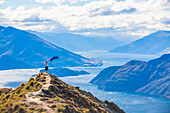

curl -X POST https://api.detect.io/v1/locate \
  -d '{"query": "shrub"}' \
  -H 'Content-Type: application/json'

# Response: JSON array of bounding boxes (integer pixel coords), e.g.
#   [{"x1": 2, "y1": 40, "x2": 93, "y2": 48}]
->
[
  {"x1": 14, "y1": 103, "x2": 20, "y2": 111},
  {"x1": 28, "y1": 77, "x2": 34, "y2": 82},
  {"x1": 5, "y1": 94, "x2": 10, "y2": 99},
  {"x1": 20, "y1": 83, "x2": 25, "y2": 87},
  {"x1": 35, "y1": 82, "x2": 40, "y2": 87},
  {"x1": 18, "y1": 106, "x2": 25, "y2": 113},
  {"x1": 6, "y1": 102, "x2": 13, "y2": 108},
  {"x1": 91, "y1": 106, "x2": 98, "y2": 112},
  {"x1": 58, "y1": 94, "x2": 62, "y2": 97},
  {"x1": 1, "y1": 96, "x2": 7, "y2": 104},
  {"x1": 9, "y1": 93, "x2": 14, "y2": 100},
  {"x1": 42, "y1": 75, "x2": 45, "y2": 79},
  {"x1": 85, "y1": 109, "x2": 89, "y2": 112},
  {"x1": 49, "y1": 104, "x2": 56, "y2": 108},
  {"x1": 0, "y1": 106, "x2": 6, "y2": 112},
  {"x1": 57, "y1": 106, "x2": 65, "y2": 112},
  {"x1": 29, "y1": 107, "x2": 35, "y2": 110},
  {"x1": 19, "y1": 93, "x2": 24, "y2": 97},
  {"x1": 25, "y1": 85, "x2": 29, "y2": 90},
  {"x1": 35, "y1": 108, "x2": 40, "y2": 111},
  {"x1": 29, "y1": 81, "x2": 34, "y2": 86},
  {"x1": 16, "y1": 87, "x2": 22, "y2": 94},
  {"x1": 36, "y1": 74, "x2": 40, "y2": 79},
  {"x1": 55, "y1": 96, "x2": 60, "y2": 100}
]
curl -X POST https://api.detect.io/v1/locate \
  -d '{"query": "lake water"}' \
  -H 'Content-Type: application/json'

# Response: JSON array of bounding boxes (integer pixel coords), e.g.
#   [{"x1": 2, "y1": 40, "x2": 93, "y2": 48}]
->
[{"x1": 0, "y1": 52, "x2": 169, "y2": 113}]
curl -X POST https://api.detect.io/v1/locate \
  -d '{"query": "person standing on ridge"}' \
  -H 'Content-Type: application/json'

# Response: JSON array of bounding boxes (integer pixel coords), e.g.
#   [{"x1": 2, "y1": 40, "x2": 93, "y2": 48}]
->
[
  {"x1": 41, "y1": 56, "x2": 58, "y2": 72},
  {"x1": 42, "y1": 60, "x2": 49, "y2": 72}
]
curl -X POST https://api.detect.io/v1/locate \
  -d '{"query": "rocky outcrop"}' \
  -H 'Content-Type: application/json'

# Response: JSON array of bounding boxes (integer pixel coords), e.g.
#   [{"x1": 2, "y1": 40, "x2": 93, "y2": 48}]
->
[
  {"x1": 0, "y1": 73, "x2": 125, "y2": 113},
  {"x1": 90, "y1": 54, "x2": 170, "y2": 98}
]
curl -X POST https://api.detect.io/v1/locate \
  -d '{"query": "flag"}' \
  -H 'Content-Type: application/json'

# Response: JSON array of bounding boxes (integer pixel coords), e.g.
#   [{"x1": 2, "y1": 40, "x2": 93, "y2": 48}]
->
[{"x1": 50, "y1": 56, "x2": 59, "y2": 61}]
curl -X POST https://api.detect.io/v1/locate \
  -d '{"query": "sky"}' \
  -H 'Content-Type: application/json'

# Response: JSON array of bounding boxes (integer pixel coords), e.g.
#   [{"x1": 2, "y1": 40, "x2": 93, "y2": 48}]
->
[{"x1": 0, "y1": 0, "x2": 170, "y2": 40}]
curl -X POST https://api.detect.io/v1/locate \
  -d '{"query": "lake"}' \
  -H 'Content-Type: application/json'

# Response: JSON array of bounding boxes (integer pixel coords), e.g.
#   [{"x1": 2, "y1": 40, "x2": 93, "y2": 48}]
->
[{"x1": 0, "y1": 52, "x2": 169, "y2": 113}]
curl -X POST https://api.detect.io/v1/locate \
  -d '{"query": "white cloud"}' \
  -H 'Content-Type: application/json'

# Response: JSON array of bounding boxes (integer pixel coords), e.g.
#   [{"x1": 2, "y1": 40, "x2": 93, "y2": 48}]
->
[
  {"x1": 0, "y1": 0, "x2": 5, "y2": 4},
  {"x1": 35, "y1": 0, "x2": 88, "y2": 5},
  {"x1": 35, "y1": 0, "x2": 64, "y2": 5},
  {"x1": 0, "y1": 0, "x2": 169, "y2": 37}
]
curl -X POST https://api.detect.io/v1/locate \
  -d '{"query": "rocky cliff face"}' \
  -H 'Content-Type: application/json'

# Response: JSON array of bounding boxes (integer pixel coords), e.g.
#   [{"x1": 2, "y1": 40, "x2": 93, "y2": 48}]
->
[
  {"x1": 90, "y1": 54, "x2": 170, "y2": 98},
  {"x1": 0, "y1": 73, "x2": 124, "y2": 113}
]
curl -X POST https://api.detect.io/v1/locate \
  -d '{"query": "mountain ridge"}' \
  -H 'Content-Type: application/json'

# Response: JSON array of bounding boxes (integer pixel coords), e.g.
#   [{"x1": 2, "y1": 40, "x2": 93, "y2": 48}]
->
[
  {"x1": 90, "y1": 54, "x2": 170, "y2": 98},
  {"x1": 110, "y1": 30, "x2": 170, "y2": 54},
  {"x1": 28, "y1": 30, "x2": 125, "y2": 52},
  {"x1": 0, "y1": 72, "x2": 125, "y2": 113},
  {"x1": 0, "y1": 26, "x2": 102, "y2": 69}
]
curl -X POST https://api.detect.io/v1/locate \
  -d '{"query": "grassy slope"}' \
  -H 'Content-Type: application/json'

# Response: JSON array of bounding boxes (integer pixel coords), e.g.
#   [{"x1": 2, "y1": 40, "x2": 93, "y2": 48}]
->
[{"x1": 0, "y1": 73, "x2": 124, "y2": 113}]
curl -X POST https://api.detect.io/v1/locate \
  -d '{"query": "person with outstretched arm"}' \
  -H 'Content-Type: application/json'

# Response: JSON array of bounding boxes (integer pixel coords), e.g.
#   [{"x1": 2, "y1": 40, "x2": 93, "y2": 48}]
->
[
  {"x1": 41, "y1": 56, "x2": 59, "y2": 72},
  {"x1": 42, "y1": 60, "x2": 49, "y2": 72}
]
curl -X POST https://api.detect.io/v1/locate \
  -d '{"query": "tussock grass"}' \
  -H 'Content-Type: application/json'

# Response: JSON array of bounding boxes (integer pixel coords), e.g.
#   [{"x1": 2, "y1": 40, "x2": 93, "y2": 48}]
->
[{"x1": 0, "y1": 76, "x2": 42, "y2": 113}]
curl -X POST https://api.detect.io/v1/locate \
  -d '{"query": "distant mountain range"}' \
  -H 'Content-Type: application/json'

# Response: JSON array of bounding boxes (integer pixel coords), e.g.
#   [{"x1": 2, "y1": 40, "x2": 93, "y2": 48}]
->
[
  {"x1": 0, "y1": 26, "x2": 102, "y2": 69},
  {"x1": 90, "y1": 54, "x2": 170, "y2": 98},
  {"x1": 28, "y1": 31, "x2": 125, "y2": 52},
  {"x1": 110, "y1": 30, "x2": 170, "y2": 54}
]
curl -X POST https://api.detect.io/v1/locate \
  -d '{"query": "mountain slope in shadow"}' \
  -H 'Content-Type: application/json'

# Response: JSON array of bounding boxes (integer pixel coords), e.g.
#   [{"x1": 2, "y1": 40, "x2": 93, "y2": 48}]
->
[
  {"x1": 90, "y1": 54, "x2": 170, "y2": 98},
  {"x1": 0, "y1": 26, "x2": 102, "y2": 69}
]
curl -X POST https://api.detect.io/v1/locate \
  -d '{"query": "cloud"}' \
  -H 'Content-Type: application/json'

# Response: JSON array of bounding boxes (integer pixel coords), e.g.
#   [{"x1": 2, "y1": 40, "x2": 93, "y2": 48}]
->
[
  {"x1": 0, "y1": 0, "x2": 5, "y2": 4},
  {"x1": 0, "y1": 6, "x2": 41, "y2": 21},
  {"x1": 35, "y1": 0, "x2": 64, "y2": 5},
  {"x1": 161, "y1": 18, "x2": 170, "y2": 24},
  {"x1": 0, "y1": 0, "x2": 169, "y2": 38},
  {"x1": 35, "y1": 0, "x2": 88, "y2": 5},
  {"x1": 92, "y1": 8, "x2": 136, "y2": 16}
]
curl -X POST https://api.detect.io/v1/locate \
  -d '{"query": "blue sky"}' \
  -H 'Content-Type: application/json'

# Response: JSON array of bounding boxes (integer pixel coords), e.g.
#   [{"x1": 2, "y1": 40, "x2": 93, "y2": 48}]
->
[{"x1": 0, "y1": 0, "x2": 170, "y2": 40}]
